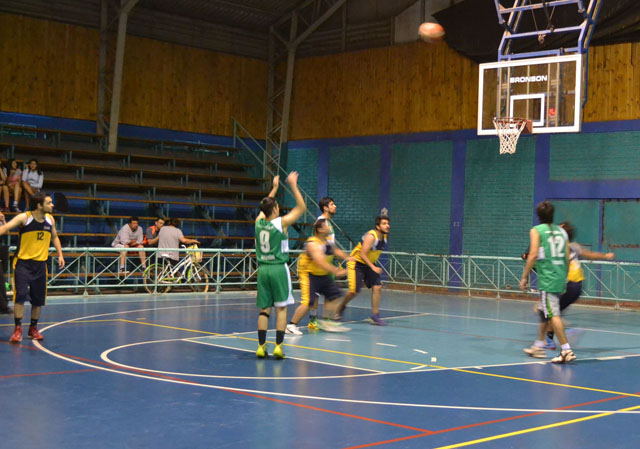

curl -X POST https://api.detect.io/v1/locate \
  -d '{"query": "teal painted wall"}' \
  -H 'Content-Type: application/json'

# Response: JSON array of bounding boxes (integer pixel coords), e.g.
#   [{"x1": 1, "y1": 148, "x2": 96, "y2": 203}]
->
[
  {"x1": 550, "y1": 131, "x2": 640, "y2": 180},
  {"x1": 328, "y1": 145, "x2": 380, "y2": 245},
  {"x1": 463, "y1": 136, "x2": 536, "y2": 256},
  {"x1": 285, "y1": 147, "x2": 318, "y2": 241},
  {"x1": 390, "y1": 141, "x2": 452, "y2": 254}
]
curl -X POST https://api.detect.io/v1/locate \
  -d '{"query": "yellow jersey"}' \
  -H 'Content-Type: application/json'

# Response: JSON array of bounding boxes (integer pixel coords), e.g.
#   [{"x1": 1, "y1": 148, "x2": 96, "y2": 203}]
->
[
  {"x1": 350, "y1": 229, "x2": 387, "y2": 265},
  {"x1": 298, "y1": 235, "x2": 334, "y2": 276},
  {"x1": 567, "y1": 242, "x2": 585, "y2": 283},
  {"x1": 15, "y1": 212, "x2": 53, "y2": 262}
]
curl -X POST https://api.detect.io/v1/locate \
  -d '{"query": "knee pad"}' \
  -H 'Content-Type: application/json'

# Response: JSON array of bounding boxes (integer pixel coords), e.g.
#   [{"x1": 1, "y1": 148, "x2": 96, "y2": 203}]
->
[{"x1": 259, "y1": 311, "x2": 270, "y2": 319}]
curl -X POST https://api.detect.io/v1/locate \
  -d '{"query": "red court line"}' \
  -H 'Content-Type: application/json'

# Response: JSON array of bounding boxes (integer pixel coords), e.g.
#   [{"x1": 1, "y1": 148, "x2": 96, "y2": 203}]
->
[
  {"x1": 1, "y1": 340, "x2": 40, "y2": 350},
  {"x1": 340, "y1": 393, "x2": 634, "y2": 449},
  {"x1": 53, "y1": 351, "x2": 433, "y2": 433},
  {"x1": 229, "y1": 389, "x2": 434, "y2": 433},
  {"x1": 1, "y1": 369, "x2": 97, "y2": 379}
]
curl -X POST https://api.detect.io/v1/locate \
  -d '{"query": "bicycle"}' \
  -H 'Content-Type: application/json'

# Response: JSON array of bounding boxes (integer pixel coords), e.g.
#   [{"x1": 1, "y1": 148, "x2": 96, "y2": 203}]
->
[{"x1": 143, "y1": 245, "x2": 211, "y2": 293}]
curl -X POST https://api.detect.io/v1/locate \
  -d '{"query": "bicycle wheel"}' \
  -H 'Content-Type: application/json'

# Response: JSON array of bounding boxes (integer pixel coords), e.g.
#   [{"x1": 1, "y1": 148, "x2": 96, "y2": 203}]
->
[
  {"x1": 188, "y1": 265, "x2": 210, "y2": 293},
  {"x1": 143, "y1": 264, "x2": 171, "y2": 294}
]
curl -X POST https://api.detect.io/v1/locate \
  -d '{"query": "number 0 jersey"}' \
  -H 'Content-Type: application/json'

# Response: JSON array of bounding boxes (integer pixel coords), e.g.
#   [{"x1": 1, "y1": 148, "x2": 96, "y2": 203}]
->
[
  {"x1": 533, "y1": 223, "x2": 568, "y2": 293},
  {"x1": 15, "y1": 212, "x2": 53, "y2": 262},
  {"x1": 255, "y1": 217, "x2": 289, "y2": 265}
]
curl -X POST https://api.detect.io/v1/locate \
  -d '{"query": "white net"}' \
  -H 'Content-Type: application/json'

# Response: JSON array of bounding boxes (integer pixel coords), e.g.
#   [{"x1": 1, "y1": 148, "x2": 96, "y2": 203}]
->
[{"x1": 493, "y1": 117, "x2": 528, "y2": 155}]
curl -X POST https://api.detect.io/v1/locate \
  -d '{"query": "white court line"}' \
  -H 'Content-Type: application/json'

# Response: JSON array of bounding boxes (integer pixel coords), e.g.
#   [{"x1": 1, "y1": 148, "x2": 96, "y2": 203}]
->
[
  {"x1": 346, "y1": 303, "x2": 640, "y2": 337},
  {"x1": 413, "y1": 349, "x2": 429, "y2": 354},
  {"x1": 35, "y1": 304, "x2": 640, "y2": 416},
  {"x1": 597, "y1": 356, "x2": 625, "y2": 360},
  {"x1": 33, "y1": 334, "x2": 640, "y2": 415},
  {"x1": 410, "y1": 365, "x2": 428, "y2": 370},
  {"x1": 325, "y1": 338, "x2": 351, "y2": 342},
  {"x1": 376, "y1": 343, "x2": 397, "y2": 347}
]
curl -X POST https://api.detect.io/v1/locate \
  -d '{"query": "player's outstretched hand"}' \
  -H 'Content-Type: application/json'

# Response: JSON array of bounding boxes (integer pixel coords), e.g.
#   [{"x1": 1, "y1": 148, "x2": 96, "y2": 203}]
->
[
  {"x1": 605, "y1": 252, "x2": 615, "y2": 260},
  {"x1": 272, "y1": 175, "x2": 280, "y2": 189},
  {"x1": 286, "y1": 171, "x2": 299, "y2": 185},
  {"x1": 58, "y1": 256, "x2": 66, "y2": 269},
  {"x1": 373, "y1": 266, "x2": 383, "y2": 275},
  {"x1": 519, "y1": 277, "x2": 528, "y2": 291},
  {"x1": 335, "y1": 268, "x2": 347, "y2": 277}
]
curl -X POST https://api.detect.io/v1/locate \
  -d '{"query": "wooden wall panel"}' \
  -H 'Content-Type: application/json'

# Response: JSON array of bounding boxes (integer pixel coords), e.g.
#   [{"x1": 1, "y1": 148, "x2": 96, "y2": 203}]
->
[
  {"x1": 584, "y1": 42, "x2": 640, "y2": 123},
  {"x1": 0, "y1": 13, "x2": 98, "y2": 120},
  {"x1": 291, "y1": 41, "x2": 640, "y2": 140},
  {"x1": 120, "y1": 36, "x2": 267, "y2": 138},
  {"x1": 290, "y1": 41, "x2": 478, "y2": 140},
  {"x1": 0, "y1": 13, "x2": 267, "y2": 138}
]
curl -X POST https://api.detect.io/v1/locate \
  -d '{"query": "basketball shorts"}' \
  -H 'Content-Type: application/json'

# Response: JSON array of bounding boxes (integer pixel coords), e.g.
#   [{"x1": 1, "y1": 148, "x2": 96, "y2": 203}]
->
[
  {"x1": 13, "y1": 259, "x2": 47, "y2": 307},
  {"x1": 257, "y1": 263, "x2": 294, "y2": 309},
  {"x1": 559, "y1": 281, "x2": 582, "y2": 312},
  {"x1": 299, "y1": 271, "x2": 342, "y2": 307},
  {"x1": 347, "y1": 261, "x2": 381, "y2": 294},
  {"x1": 538, "y1": 290, "x2": 561, "y2": 319}
]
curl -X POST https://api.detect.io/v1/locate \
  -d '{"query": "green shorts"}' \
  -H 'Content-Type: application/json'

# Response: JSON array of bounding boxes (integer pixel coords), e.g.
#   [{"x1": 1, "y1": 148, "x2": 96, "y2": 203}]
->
[{"x1": 257, "y1": 263, "x2": 294, "y2": 309}]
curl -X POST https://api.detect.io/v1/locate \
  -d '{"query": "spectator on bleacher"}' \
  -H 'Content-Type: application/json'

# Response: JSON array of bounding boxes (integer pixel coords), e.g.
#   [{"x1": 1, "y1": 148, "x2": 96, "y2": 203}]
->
[
  {"x1": 22, "y1": 159, "x2": 44, "y2": 211},
  {"x1": 6, "y1": 159, "x2": 22, "y2": 212},
  {"x1": 112, "y1": 216, "x2": 146, "y2": 274},
  {"x1": 158, "y1": 218, "x2": 199, "y2": 265},
  {"x1": 0, "y1": 159, "x2": 9, "y2": 212},
  {"x1": 143, "y1": 217, "x2": 165, "y2": 247}
]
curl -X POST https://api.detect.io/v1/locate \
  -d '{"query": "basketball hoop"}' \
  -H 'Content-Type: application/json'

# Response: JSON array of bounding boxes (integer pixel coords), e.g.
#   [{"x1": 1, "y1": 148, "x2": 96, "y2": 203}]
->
[{"x1": 493, "y1": 117, "x2": 532, "y2": 155}]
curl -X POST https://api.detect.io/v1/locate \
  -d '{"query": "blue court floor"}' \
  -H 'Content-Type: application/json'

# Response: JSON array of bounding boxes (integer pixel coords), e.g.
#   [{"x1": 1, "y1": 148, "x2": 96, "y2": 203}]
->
[{"x1": 1, "y1": 289, "x2": 640, "y2": 448}]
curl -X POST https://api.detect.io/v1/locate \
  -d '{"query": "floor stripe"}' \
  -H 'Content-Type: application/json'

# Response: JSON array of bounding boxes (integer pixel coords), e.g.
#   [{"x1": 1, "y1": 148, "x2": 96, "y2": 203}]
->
[
  {"x1": 433, "y1": 404, "x2": 640, "y2": 449},
  {"x1": 341, "y1": 393, "x2": 635, "y2": 449},
  {"x1": 0, "y1": 369, "x2": 97, "y2": 379}
]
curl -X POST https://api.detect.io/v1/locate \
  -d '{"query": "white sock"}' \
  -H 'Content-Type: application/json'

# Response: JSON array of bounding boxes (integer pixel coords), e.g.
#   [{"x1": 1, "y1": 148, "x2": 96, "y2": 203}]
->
[{"x1": 561, "y1": 343, "x2": 571, "y2": 350}]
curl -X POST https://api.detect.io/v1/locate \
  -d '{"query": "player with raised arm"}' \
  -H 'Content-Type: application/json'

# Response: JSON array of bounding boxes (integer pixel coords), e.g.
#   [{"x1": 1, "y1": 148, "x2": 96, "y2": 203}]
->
[
  {"x1": 254, "y1": 173, "x2": 306, "y2": 359},
  {"x1": 337, "y1": 215, "x2": 390, "y2": 325},
  {"x1": 0, "y1": 193, "x2": 65, "y2": 342},
  {"x1": 521, "y1": 201, "x2": 575, "y2": 363}
]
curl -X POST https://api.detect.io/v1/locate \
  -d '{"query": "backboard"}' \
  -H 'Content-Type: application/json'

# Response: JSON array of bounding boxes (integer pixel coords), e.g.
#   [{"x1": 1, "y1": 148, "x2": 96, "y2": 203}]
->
[{"x1": 477, "y1": 54, "x2": 585, "y2": 135}]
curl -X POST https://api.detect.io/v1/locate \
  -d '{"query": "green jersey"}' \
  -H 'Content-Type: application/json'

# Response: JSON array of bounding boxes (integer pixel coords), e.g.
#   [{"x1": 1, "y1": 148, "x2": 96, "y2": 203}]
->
[
  {"x1": 255, "y1": 217, "x2": 289, "y2": 265},
  {"x1": 533, "y1": 223, "x2": 568, "y2": 293}
]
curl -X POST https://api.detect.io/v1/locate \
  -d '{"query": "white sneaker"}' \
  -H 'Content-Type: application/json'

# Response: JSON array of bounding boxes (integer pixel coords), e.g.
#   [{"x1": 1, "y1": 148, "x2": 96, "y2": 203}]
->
[
  {"x1": 317, "y1": 319, "x2": 351, "y2": 333},
  {"x1": 285, "y1": 323, "x2": 303, "y2": 335},
  {"x1": 551, "y1": 349, "x2": 576, "y2": 363},
  {"x1": 523, "y1": 345, "x2": 546, "y2": 358}
]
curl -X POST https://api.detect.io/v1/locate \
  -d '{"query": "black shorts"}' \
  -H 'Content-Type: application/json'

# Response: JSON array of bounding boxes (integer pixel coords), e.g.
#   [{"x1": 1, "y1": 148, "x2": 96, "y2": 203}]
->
[
  {"x1": 348, "y1": 261, "x2": 381, "y2": 294},
  {"x1": 560, "y1": 281, "x2": 582, "y2": 312},
  {"x1": 300, "y1": 272, "x2": 343, "y2": 307},
  {"x1": 13, "y1": 259, "x2": 47, "y2": 307}
]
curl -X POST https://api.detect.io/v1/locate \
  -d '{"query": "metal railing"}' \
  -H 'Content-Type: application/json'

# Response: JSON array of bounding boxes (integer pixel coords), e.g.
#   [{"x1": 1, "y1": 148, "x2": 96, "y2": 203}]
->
[{"x1": 21, "y1": 248, "x2": 640, "y2": 305}]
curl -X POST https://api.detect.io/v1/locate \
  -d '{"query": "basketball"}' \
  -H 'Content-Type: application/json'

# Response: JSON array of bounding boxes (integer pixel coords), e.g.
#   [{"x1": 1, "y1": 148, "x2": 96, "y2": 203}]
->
[{"x1": 418, "y1": 22, "x2": 445, "y2": 42}]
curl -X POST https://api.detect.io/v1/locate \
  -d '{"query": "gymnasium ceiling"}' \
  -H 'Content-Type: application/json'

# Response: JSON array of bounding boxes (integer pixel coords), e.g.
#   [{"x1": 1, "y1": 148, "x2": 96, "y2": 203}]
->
[{"x1": 0, "y1": 0, "x2": 435, "y2": 59}]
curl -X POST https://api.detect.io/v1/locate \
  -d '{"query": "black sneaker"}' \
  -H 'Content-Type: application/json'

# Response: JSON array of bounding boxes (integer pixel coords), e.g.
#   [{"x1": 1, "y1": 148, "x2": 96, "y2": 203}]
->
[{"x1": 11, "y1": 205, "x2": 20, "y2": 212}]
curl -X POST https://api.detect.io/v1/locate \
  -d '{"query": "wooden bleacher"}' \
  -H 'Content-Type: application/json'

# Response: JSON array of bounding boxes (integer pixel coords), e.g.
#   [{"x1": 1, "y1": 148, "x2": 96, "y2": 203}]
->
[{"x1": 0, "y1": 124, "x2": 312, "y2": 249}]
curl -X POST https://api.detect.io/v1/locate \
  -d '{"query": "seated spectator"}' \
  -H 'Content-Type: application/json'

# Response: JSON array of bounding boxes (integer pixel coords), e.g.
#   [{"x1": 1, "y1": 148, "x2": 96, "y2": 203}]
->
[
  {"x1": 6, "y1": 159, "x2": 22, "y2": 212},
  {"x1": 112, "y1": 216, "x2": 146, "y2": 274},
  {"x1": 0, "y1": 159, "x2": 9, "y2": 212},
  {"x1": 22, "y1": 159, "x2": 43, "y2": 211},
  {"x1": 143, "y1": 217, "x2": 165, "y2": 247},
  {"x1": 158, "y1": 218, "x2": 199, "y2": 265}
]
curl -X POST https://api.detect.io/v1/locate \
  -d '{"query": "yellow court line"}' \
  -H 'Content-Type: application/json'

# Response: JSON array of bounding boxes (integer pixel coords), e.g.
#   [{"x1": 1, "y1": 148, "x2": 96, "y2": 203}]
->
[
  {"x1": 114, "y1": 319, "x2": 640, "y2": 399},
  {"x1": 118, "y1": 318, "x2": 427, "y2": 366},
  {"x1": 434, "y1": 403, "x2": 640, "y2": 449},
  {"x1": 0, "y1": 319, "x2": 121, "y2": 327},
  {"x1": 117, "y1": 319, "x2": 226, "y2": 336}
]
